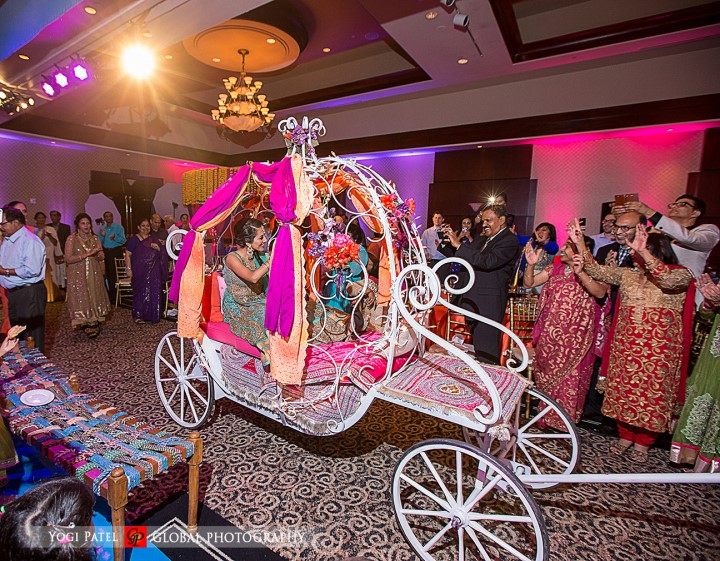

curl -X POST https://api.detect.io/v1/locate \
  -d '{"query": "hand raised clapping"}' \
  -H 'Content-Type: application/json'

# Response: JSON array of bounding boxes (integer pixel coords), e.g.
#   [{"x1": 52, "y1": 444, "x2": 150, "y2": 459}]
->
[
  {"x1": 524, "y1": 241, "x2": 543, "y2": 266},
  {"x1": 698, "y1": 273, "x2": 720, "y2": 308},
  {"x1": 565, "y1": 218, "x2": 585, "y2": 249},
  {"x1": 627, "y1": 224, "x2": 648, "y2": 254}
]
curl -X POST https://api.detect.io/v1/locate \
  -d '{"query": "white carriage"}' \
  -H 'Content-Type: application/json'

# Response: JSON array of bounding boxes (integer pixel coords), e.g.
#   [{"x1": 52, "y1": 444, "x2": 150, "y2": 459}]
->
[{"x1": 155, "y1": 117, "x2": 718, "y2": 561}]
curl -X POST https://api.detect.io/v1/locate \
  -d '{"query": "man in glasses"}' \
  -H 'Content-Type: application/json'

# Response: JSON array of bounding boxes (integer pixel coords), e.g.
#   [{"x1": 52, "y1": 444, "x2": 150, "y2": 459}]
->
[
  {"x1": 582, "y1": 210, "x2": 646, "y2": 433},
  {"x1": 0, "y1": 206, "x2": 47, "y2": 352},
  {"x1": 615, "y1": 194, "x2": 719, "y2": 306},
  {"x1": 590, "y1": 213, "x2": 616, "y2": 256}
]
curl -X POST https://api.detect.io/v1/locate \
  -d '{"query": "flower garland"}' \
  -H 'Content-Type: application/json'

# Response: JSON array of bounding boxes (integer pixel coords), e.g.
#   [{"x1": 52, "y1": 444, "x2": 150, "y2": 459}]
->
[
  {"x1": 379, "y1": 193, "x2": 416, "y2": 250},
  {"x1": 283, "y1": 125, "x2": 319, "y2": 159}
]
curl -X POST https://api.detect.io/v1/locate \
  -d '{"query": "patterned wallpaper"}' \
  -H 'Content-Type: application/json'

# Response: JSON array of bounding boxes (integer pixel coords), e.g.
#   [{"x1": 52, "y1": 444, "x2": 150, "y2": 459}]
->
[
  {"x1": 532, "y1": 131, "x2": 704, "y2": 238},
  {"x1": 0, "y1": 131, "x2": 192, "y2": 225}
]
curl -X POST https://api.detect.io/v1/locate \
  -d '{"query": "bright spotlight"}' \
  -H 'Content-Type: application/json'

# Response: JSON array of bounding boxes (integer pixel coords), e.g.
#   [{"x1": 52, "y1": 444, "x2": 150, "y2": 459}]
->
[
  {"x1": 73, "y1": 64, "x2": 89, "y2": 80},
  {"x1": 122, "y1": 44, "x2": 155, "y2": 78},
  {"x1": 54, "y1": 71, "x2": 69, "y2": 87},
  {"x1": 42, "y1": 81, "x2": 56, "y2": 96}
]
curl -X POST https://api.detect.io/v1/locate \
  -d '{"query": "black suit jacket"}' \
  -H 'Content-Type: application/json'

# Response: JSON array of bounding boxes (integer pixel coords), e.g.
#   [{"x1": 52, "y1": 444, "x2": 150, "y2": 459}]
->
[
  {"x1": 51, "y1": 222, "x2": 71, "y2": 249},
  {"x1": 594, "y1": 241, "x2": 633, "y2": 310},
  {"x1": 455, "y1": 228, "x2": 519, "y2": 298}
]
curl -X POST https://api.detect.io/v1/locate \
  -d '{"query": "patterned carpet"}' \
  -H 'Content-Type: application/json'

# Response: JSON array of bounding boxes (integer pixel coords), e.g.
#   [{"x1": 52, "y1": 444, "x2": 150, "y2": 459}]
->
[{"x1": 40, "y1": 302, "x2": 720, "y2": 561}]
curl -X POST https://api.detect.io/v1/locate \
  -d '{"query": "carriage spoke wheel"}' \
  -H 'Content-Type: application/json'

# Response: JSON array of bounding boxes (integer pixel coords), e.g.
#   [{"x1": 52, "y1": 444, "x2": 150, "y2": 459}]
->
[
  {"x1": 393, "y1": 439, "x2": 548, "y2": 561},
  {"x1": 503, "y1": 388, "x2": 581, "y2": 490},
  {"x1": 155, "y1": 331, "x2": 214, "y2": 428}
]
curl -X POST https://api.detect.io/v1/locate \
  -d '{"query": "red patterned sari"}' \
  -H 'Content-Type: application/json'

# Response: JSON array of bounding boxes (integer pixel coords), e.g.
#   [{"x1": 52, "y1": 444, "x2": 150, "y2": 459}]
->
[
  {"x1": 586, "y1": 262, "x2": 693, "y2": 433},
  {"x1": 532, "y1": 262, "x2": 605, "y2": 429}
]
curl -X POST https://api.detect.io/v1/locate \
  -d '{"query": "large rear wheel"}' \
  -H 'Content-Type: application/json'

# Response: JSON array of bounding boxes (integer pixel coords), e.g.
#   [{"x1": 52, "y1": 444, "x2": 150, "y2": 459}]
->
[
  {"x1": 393, "y1": 438, "x2": 548, "y2": 561},
  {"x1": 155, "y1": 331, "x2": 214, "y2": 428}
]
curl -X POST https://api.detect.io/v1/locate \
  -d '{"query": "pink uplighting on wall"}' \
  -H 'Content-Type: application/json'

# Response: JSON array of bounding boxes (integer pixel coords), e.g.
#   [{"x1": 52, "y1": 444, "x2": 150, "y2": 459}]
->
[{"x1": 522, "y1": 122, "x2": 720, "y2": 146}]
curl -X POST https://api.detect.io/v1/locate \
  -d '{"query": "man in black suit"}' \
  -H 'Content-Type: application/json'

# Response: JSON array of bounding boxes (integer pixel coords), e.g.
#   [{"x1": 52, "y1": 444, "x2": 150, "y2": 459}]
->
[
  {"x1": 444, "y1": 205, "x2": 518, "y2": 364},
  {"x1": 582, "y1": 210, "x2": 646, "y2": 429},
  {"x1": 48, "y1": 210, "x2": 71, "y2": 249}
]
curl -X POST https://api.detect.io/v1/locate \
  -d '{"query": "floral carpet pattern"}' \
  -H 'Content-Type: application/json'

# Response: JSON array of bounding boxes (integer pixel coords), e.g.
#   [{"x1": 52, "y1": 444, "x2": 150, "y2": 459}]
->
[{"x1": 42, "y1": 302, "x2": 720, "y2": 561}]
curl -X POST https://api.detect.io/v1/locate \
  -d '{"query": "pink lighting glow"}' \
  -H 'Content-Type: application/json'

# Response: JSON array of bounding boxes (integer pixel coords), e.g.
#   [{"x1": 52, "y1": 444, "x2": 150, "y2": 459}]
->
[
  {"x1": 54, "y1": 71, "x2": 69, "y2": 88},
  {"x1": 73, "y1": 64, "x2": 89, "y2": 80},
  {"x1": 41, "y1": 82, "x2": 55, "y2": 96}
]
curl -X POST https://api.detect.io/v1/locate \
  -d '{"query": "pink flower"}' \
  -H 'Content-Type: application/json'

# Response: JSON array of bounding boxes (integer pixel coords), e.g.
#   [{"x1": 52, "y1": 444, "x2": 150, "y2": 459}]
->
[{"x1": 334, "y1": 233, "x2": 351, "y2": 247}]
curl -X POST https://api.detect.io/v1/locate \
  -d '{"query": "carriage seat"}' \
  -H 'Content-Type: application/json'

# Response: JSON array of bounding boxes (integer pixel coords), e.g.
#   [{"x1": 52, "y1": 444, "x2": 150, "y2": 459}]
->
[{"x1": 200, "y1": 272, "x2": 262, "y2": 358}]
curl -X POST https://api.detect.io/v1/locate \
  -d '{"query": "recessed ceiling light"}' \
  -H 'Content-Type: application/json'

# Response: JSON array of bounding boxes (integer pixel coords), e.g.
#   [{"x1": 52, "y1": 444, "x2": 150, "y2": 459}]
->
[
  {"x1": 84, "y1": 6, "x2": 97, "y2": 15},
  {"x1": 164, "y1": 54, "x2": 173, "y2": 60},
  {"x1": 142, "y1": 31, "x2": 152, "y2": 38},
  {"x1": 212, "y1": 57, "x2": 221, "y2": 63},
  {"x1": 457, "y1": 58, "x2": 469, "y2": 65},
  {"x1": 266, "y1": 38, "x2": 276, "y2": 44},
  {"x1": 477, "y1": 145, "x2": 483, "y2": 149},
  {"x1": 425, "y1": 11, "x2": 438, "y2": 20},
  {"x1": 18, "y1": 54, "x2": 30, "y2": 60},
  {"x1": 51, "y1": 141, "x2": 56, "y2": 144},
  {"x1": 322, "y1": 47, "x2": 331, "y2": 53},
  {"x1": 666, "y1": 128, "x2": 674, "y2": 132}
]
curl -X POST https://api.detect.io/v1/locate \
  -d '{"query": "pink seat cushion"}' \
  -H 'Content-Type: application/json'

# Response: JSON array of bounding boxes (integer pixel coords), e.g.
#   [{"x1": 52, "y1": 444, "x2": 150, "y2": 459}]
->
[{"x1": 202, "y1": 321, "x2": 261, "y2": 359}]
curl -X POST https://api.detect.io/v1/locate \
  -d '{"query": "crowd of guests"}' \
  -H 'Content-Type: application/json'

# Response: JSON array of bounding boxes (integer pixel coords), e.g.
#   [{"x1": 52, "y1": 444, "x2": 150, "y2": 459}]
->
[
  {"x1": 425, "y1": 192, "x2": 720, "y2": 470},
  {"x1": 0, "y1": 201, "x2": 191, "y2": 346}
]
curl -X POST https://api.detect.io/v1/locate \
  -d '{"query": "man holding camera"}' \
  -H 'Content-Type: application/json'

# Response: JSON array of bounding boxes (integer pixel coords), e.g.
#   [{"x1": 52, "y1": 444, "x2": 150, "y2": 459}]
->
[
  {"x1": 421, "y1": 211, "x2": 453, "y2": 266},
  {"x1": 98, "y1": 211, "x2": 126, "y2": 303},
  {"x1": 444, "y1": 205, "x2": 518, "y2": 364}
]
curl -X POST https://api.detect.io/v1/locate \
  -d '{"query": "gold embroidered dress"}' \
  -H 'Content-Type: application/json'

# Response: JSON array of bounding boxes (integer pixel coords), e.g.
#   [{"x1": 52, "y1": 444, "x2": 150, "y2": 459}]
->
[
  {"x1": 584, "y1": 260, "x2": 692, "y2": 432},
  {"x1": 65, "y1": 233, "x2": 111, "y2": 327}
]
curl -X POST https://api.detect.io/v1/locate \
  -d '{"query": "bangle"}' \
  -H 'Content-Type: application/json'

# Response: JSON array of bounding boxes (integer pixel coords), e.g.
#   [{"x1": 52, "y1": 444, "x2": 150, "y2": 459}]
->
[{"x1": 701, "y1": 300, "x2": 717, "y2": 311}]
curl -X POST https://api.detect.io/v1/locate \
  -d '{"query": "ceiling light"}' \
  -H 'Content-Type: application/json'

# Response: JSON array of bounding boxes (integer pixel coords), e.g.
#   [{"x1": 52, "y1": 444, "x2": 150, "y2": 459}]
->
[
  {"x1": 121, "y1": 44, "x2": 155, "y2": 79},
  {"x1": 453, "y1": 13, "x2": 469, "y2": 28},
  {"x1": 18, "y1": 54, "x2": 30, "y2": 60},
  {"x1": 28, "y1": 97, "x2": 34, "y2": 105},
  {"x1": 322, "y1": 47, "x2": 331, "y2": 53},
  {"x1": 20, "y1": 101, "x2": 28, "y2": 109},
  {"x1": 0, "y1": 91, "x2": 5, "y2": 100},
  {"x1": 142, "y1": 31, "x2": 152, "y2": 38},
  {"x1": 164, "y1": 54, "x2": 173, "y2": 60},
  {"x1": 54, "y1": 71, "x2": 69, "y2": 87},
  {"x1": 72, "y1": 64, "x2": 89, "y2": 80},
  {"x1": 477, "y1": 145, "x2": 483, "y2": 148},
  {"x1": 211, "y1": 48, "x2": 274, "y2": 134},
  {"x1": 666, "y1": 128, "x2": 674, "y2": 132},
  {"x1": 212, "y1": 57, "x2": 221, "y2": 63},
  {"x1": 266, "y1": 38, "x2": 276, "y2": 44},
  {"x1": 425, "y1": 11, "x2": 438, "y2": 20},
  {"x1": 84, "y1": 6, "x2": 97, "y2": 15},
  {"x1": 457, "y1": 58, "x2": 468, "y2": 64},
  {"x1": 41, "y1": 79, "x2": 56, "y2": 96}
]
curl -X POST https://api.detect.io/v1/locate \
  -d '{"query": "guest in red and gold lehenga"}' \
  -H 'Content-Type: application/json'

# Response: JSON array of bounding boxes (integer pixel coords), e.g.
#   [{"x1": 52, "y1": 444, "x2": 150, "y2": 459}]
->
[
  {"x1": 570, "y1": 220, "x2": 694, "y2": 463},
  {"x1": 523, "y1": 235, "x2": 608, "y2": 430}
]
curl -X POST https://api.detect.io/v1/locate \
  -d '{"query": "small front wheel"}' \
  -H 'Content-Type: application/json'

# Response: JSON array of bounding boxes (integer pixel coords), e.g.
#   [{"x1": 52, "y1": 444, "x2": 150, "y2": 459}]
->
[
  {"x1": 393, "y1": 438, "x2": 548, "y2": 561},
  {"x1": 155, "y1": 331, "x2": 214, "y2": 428}
]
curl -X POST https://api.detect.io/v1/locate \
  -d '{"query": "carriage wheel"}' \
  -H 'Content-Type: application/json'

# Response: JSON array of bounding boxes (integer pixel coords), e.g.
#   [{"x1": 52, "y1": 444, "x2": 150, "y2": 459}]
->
[
  {"x1": 507, "y1": 388, "x2": 581, "y2": 490},
  {"x1": 155, "y1": 331, "x2": 215, "y2": 429},
  {"x1": 393, "y1": 439, "x2": 548, "y2": 561}
]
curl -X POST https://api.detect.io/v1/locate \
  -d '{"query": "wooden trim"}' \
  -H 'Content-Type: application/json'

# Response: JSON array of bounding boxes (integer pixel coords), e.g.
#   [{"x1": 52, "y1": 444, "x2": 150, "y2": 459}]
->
[
  {"x1": 490, "y1": 1, "x2": 720, "y2": 63},
  {"x1": 229, "y1": 94, "x2": 720, "y2": 165},
  {"x1": 3, "y1": 94, "x2": 719, "y2": 166}
]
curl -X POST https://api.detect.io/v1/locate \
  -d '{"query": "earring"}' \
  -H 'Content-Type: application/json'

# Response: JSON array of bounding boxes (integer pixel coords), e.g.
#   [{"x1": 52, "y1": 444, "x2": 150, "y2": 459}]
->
[{"x1": 247, "y1": 247, "x2": 254, "y2": 260}]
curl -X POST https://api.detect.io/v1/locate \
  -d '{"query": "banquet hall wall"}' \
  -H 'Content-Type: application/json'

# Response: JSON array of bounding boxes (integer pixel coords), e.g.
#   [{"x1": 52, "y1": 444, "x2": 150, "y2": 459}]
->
[{"x1": 0, "y1": 128, "x2": 710, "y2": 238}]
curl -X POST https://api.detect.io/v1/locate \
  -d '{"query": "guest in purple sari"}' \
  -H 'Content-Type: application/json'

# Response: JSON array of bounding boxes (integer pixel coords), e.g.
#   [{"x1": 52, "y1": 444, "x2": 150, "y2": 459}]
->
[{"x1": 125, "y1": 219, "x2": 168, "y2": 324}]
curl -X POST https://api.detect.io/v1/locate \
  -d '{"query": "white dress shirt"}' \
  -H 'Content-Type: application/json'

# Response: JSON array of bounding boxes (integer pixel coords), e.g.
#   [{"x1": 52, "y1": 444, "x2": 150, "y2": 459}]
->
[{"x1": 0, "y1": 226, "x2": 47, "y2": 289}]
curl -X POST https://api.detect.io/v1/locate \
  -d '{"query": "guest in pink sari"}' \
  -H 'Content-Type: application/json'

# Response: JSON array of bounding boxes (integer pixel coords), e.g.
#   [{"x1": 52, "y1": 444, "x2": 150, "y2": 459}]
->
[{"x1": 523, "y1": 236, "x2": 608, "y2": 430}]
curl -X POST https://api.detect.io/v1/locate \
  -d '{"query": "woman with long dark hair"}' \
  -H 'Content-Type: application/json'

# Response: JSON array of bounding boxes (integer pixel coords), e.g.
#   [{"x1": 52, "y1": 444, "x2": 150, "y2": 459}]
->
[
  {"x1": 515, "y1": 222, "x2": 559, "y2": 292},
  {"x1": 64, "y1": 213, "x2": 110, "y2": 337},
  {"x1": 222, "y1": 218, "x2": 270, "y2": 363},
  {"x1": 570, "y1": 219, "x2": 693, "y2": 463},
  {"x1": 125, "y1": 218, "x2": 168, "y2": 324}
]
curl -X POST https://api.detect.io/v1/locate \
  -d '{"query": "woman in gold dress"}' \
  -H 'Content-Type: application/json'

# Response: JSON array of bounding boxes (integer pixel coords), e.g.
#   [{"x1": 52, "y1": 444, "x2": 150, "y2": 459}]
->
[
  {"x1": 64, "y1": 213, "x2": 111, "y2": 338},
  {"x1": 569, "y1": 219, "x2": 693, "y2": 463}
]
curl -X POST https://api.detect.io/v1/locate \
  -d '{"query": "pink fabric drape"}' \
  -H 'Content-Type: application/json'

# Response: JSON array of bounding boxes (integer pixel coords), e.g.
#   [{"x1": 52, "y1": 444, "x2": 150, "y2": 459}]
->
[{"x1": 264, "y1": 158, "x2": 298, "y2": 337}]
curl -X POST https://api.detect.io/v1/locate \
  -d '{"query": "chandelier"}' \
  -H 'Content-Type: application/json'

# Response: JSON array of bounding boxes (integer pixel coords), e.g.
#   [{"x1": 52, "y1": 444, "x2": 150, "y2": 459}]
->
[{"x1": 211, "y1": 49, "x2": 275, "y2": 133}]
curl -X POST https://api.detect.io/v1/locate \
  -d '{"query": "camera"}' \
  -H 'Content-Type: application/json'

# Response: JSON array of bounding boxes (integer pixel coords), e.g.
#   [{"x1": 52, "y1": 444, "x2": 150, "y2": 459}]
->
[{"x1": 95, "y1": 218, "x2": 104, "y2": 225}]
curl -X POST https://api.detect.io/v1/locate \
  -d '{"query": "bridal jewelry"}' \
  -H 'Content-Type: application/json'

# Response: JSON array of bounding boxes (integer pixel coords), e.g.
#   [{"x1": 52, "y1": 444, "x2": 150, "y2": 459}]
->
[{"x1": 247, "y1": 247, "x2": 254, "y2": 260}]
